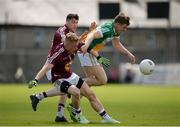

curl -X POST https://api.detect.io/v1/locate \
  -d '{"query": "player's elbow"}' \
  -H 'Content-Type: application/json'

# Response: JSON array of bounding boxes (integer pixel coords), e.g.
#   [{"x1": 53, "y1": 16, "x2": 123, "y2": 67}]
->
[{"x1": 98, "y1": 80, "x2": 107, "y2": 86}]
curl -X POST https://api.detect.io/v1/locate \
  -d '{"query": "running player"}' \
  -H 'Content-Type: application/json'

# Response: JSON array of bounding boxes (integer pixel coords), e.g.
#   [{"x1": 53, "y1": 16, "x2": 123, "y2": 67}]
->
[
  {"x1": 28, "y1": 13, "x2": 109, "y2": 123},
  {"x1": 28, "y1": 32, "x2": 120, "y2": 124},
  {"x1": 78, "y1": 12, "x2": 136, "y2": 86}
]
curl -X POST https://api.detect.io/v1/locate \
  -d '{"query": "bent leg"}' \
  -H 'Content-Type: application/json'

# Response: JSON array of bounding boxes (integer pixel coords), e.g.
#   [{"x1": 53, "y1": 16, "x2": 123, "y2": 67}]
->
[
  {"x1": 83, "y1": 65, "x2": 107, "y2": 86},
  {"x1": 80, "y1": 81, "x2": 120, "y2": 123},
  {"x1": 80, "y1": 81, "x2": 104, "y2": 112},
  {"x1": 67, "y1": 85, "x2": 80, "y2": 109},
  {"x1": 30, "y1": 87, "x2": 62, "y2": 112},
  {"x1": 78, "y1": 52, "x2": 107, "y2": 86},
  {"x1": 55, "y1": 95, "x2": 68, "y2": 122}
]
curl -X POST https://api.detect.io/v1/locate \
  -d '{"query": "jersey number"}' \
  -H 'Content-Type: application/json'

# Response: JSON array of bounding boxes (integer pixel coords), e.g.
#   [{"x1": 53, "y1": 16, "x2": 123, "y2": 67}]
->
[{"x1": 65, "y1": 63, "x2": 70, "y2": 72}]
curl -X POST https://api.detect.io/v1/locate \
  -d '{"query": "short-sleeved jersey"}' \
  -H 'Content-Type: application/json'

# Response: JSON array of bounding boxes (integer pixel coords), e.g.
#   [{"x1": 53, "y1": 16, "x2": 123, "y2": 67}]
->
[
  {"x1": 88, "y1": 21, "x2": 119, "y2": 52},
  {"x1": 47, "y1": 43, "x2": 75, "y2": 83}
]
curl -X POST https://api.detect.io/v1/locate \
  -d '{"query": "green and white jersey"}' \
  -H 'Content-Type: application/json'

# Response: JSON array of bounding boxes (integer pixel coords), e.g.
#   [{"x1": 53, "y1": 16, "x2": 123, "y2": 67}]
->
[{"x1": 88, "y1": 21, "x2": 119, "y2": 52}]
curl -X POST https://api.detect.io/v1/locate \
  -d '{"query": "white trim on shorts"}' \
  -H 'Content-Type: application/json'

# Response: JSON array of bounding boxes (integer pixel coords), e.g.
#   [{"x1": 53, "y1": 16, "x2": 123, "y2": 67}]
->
[{"x1": 77, "y1": 52, "x2": 100, "y2": 66}]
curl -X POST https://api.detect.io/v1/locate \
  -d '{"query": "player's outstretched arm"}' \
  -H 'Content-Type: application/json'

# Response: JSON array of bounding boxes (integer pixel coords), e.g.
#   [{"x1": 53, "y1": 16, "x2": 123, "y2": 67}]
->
[
  {"x1": 112, "y1": 37, "x2": 136, "y2": 64},
  {"x1": 28, "y1": 63, "x2": 54, "y2": 89}
]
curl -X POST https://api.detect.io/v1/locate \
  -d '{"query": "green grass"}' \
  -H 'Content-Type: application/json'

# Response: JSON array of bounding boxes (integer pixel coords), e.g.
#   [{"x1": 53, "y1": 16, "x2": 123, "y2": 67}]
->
[{"x1": 0, "y1": 84, "x2": 180, "y2": 126}]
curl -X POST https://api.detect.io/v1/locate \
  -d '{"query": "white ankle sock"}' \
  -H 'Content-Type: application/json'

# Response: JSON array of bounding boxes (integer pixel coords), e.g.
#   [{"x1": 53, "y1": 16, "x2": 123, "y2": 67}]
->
[
  {"x1": 99, "y1": 109, "x2": 111, "y2": 120},
  {"x1": 35, "y1": 93, "x2": 44, "y2": 100}
]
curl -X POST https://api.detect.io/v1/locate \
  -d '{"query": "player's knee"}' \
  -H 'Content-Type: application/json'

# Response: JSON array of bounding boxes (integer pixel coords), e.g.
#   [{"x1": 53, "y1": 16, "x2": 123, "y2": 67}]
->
[
  {"x1": 60, "y1": 81, "x2": 71, "y2": 93},
  {"x1": 72, "y1": 89, "x2": 80, "y2": 99},
  {"x1": 98, "y1": 77, "x2": 108, "y2": 85},
  {"x1": 101, "y1": 77, "x2": 108, "y2": 85}
]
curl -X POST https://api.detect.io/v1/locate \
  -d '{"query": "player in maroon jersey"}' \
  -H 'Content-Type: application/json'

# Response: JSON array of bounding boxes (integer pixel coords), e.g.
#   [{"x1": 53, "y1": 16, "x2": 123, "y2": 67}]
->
[
  {"x1": 29, "y1": 13, "x2": 79, "y2": 122},
  {"x1": 28, "y1": 32, "x2": 120, "y2": 124},
  {"x1": 42, "y1": 13, "x2": 108, "y2": 123},
  {"x1": 29, "y1": 13, "x2": 117, "y2": 123},
  {"x1": 49, "y1": 13, "x2": 79, "y2": 122},
  {"x1": 29, "y1": 32, "x2": 89, "y2": 123}
]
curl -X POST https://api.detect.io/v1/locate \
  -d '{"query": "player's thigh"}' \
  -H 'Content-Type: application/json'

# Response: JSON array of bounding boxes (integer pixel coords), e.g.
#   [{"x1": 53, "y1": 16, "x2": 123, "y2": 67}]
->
[
  {"x1": 83, "y1": 65, "x2": 105, "y2": 77},
  {"x1": 68, "y1": 85, "x2": 80, "y2": 96},
  {"x1": 82, "y1": 66, "x2": 95, "y2": 78},
  {"x1": 84, "y1": 65, "x2": 107, "y2": 83},
  {"x1": 78, "y1": 52, "x2": 99, "y2": 67}
]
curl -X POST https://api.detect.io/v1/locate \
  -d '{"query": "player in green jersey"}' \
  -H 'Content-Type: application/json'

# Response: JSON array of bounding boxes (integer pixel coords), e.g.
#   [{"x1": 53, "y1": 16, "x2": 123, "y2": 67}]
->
[{"x1": 78, "y1": 12, "x2": 136, "y2": 86}]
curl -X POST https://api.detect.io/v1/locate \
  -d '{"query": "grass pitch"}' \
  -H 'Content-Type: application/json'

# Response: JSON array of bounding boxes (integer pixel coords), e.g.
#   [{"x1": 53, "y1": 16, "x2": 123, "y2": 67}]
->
[{"x1": 0, "y1": 84, "x2": 180, "y2": 126}]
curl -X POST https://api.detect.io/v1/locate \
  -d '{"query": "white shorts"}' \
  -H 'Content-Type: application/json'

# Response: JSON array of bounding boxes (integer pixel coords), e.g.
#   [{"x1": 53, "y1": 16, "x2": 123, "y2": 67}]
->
[
  {"x1": 55, "y1": 73, "x2": 80, "y2": 86},
  {"x1": 77, "y1": 52, "x2": 100, "y2": 66},
  {"x1": 55, "y1": 73, "x2": 81, "y2": 93},
  {"x1": 46, "y1": 71, "x2": 81, "y2": 93},
  {"x1": 46, "y1": 71, "x2": 80, "y2": 85}
]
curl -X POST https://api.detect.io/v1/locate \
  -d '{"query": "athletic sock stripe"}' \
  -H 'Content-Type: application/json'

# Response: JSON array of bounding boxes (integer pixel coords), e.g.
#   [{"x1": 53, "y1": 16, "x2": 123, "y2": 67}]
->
[
  {"x1": 43, "y1": 92, "x2": 47, "y2": 97},
  {"x1": 58, "y1": 103, "x2": 65, "y2": 107},
  {"x1": 76, "y1": 110, "x2": 81, "y2": 114},
  {"x1": 99, "y1": 110, "x2": 106, "y2": 116}
]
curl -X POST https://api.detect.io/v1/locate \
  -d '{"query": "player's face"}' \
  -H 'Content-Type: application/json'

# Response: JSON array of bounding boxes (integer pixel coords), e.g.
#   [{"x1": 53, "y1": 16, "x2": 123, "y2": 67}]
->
[
  {"x1": 67, "y1": 18, "x2": 78, "y2": 32},
  {"x1": 115, "y1": 23, "x2": 128, "y2": 35}
]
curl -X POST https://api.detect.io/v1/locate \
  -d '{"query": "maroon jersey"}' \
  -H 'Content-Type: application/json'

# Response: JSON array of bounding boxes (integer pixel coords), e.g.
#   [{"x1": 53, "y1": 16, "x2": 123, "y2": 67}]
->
[
  {"x1": 46, "y1": 24, "x2": 83, "y2": 82},
  {"x1": 50, "y1": 25, "x2": 70, "y2": 52},
  {"x1": 47, "y1": 43, "x2": 76, "y2": 83},
  {"x1": 46, "y1": 25, "x2": 70, "y2": 83}
]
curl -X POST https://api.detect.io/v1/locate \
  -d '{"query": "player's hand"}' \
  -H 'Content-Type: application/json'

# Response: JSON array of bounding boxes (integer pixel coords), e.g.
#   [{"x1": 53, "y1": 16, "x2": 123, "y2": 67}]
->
[
  {"x1": 128, "y1": 53, "x2": 136, "y2": 64},
  {"x1": 89, "y1": 21, "x2": 97, "y2": 31},
  {"x1": 79, "y1": 31, "x2": 88, "y2": 42},
  {"x1": 81, "y1": 45, "x2": 87, "y2": 53},
  {"x1": 97, "y1": 56, "x2": 111, "y2": 67},
  {"x1": 28, "y1": 79, "x2": 38, "y2": 89}
]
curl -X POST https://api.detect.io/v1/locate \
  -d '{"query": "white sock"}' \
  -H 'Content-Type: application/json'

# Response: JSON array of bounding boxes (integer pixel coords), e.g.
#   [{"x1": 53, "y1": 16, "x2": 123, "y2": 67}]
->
[
  {"x1": 35, "y1": 93, "x2": 44, "y2": 100},
  {"x1": 99, "y1": 109, "x2": 111, "y2": 120},
  {"x1": 56, "y1": 104, "x2": 65, "y2": 117},
  {"x1": 102, "y1": 114, "x2": 111, "y2": 120}
]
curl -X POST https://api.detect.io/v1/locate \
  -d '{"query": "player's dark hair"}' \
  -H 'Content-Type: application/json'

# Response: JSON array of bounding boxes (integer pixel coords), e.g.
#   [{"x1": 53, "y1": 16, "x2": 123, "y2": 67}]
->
[
  {"x1": 66, "y1": 13, "x2": 79, "y2": 21},
  {"x1": 114, "y1": 12, "x2": 130, "y2": 26}
]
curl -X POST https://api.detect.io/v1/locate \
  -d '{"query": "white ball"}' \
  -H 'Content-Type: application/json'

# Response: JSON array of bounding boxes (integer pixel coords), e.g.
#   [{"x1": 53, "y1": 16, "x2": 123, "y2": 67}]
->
[{"x1": 139, "y1": 59, "x2": 155, "y2": 75}]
